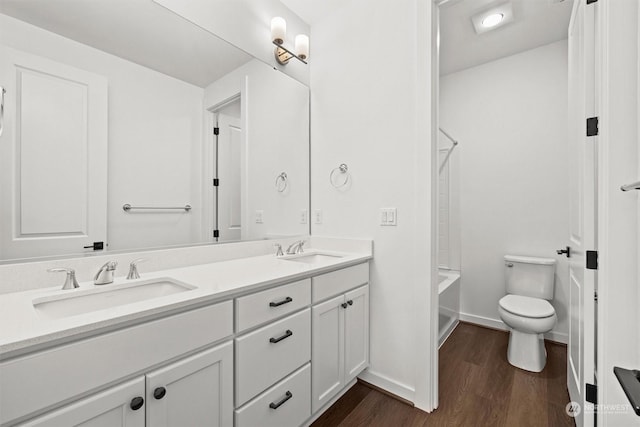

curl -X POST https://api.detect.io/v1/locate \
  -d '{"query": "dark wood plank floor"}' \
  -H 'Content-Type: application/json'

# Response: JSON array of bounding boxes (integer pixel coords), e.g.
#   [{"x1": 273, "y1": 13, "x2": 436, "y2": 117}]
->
[{"x1": 312, "y1": 322, "x2": 575, "y2": 427}]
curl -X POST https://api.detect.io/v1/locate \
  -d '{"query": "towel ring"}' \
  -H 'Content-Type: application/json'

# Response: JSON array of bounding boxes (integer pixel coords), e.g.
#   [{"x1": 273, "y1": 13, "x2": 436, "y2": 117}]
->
[
  {"x1": 275, "y1": 172, "x2": 288, "y2": 192},
  {"x1": 330, "y1": 164, "x2": 350, "y2": 188}
]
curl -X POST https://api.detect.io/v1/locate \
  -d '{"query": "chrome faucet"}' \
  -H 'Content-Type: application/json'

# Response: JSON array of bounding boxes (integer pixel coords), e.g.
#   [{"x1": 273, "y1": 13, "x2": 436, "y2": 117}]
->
[
  {"x1": 48, "y1": 267, "x2": 80, "y2": 290},
  {"x1": 94, "y1": 261, "x2": 117, "y2": 285},
  {"x1": 286, "y1": 240, "x2": 305, "y2": 255},
  {"x1": 126, "y1": 258, "x2": 146, "y2": 280}
]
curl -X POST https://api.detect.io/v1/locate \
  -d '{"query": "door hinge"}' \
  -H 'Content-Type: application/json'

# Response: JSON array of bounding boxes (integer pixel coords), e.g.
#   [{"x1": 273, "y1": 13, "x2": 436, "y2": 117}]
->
[
  {"x1": 586, "y1": 383, "x2": 597, "y2": 404},
  {"x1": 213, "y1": 178, "x2": 219, "y2": 187},
  {"x1": 586, "y1": 250, "x2": 598, "y2": 270},
  {"x1": 586, "y1": 117, "x2": 599, "y2": 136},
  {"x1": 213, "y1": 230, "x2": 219, "y2": 238},
  {"x1": 586, "y1": 0, "x2": 598, "y2": 4},
  {"x1": 213, "y1": 127, "x2": 219, "y2": 135}
]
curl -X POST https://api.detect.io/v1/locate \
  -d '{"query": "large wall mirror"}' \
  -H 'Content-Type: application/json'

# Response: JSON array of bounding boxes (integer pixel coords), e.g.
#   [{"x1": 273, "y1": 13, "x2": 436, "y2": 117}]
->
[{"x1": 0, "y1": 0, "x2": 310, "y2": 263}]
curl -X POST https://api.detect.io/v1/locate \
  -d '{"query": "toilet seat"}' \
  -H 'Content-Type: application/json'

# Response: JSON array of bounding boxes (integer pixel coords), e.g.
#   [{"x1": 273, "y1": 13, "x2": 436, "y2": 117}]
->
[{"x1": 499, "y1": 295, "x2": 555, "y2": 318}]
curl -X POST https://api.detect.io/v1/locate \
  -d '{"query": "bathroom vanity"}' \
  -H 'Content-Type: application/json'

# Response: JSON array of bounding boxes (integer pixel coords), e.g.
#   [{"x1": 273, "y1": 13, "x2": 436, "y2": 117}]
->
[{"x1": 0, "y1": 246, "x2": 371, "y2": 427}]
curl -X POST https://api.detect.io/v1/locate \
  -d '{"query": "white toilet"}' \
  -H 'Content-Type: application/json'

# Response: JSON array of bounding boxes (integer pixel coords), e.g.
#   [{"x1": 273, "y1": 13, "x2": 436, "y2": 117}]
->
[{"x1": 498, "y1": 255, "x2": 557, "y2": 372}]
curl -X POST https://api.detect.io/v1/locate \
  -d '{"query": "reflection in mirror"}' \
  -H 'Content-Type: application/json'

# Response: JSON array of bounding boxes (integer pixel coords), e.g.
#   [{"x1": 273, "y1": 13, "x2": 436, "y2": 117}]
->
[{"x1": 0, "y1": 0, "x2": 310, "y2": 262}]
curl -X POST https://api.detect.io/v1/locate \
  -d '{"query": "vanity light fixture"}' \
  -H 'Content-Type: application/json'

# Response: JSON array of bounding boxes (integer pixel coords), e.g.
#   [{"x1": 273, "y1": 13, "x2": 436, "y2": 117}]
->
[
  {"x1": 471, "y1": 3, "x2": 514, "y2": 34},
  {"x1": 271, "y1": 17, "x2": 309, "y2": 65}
]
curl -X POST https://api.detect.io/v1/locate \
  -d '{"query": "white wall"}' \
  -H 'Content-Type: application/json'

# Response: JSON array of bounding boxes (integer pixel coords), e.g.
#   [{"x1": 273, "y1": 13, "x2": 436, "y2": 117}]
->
[
  {"x1": 310, "y1": 0, "x2": 436, "y2": 408},
  {"x1": 1, "y1": 15, "x2": 205, "y2": 252},
  {"x1": 440, "y1": 40, "x2": 570, "y2": 342},
  {"x1": 153, "y1": 0, "x2": 310, "y2": 86},
  {"x1": 203, "y1": 59, "x2": 310, "y2": 241}
]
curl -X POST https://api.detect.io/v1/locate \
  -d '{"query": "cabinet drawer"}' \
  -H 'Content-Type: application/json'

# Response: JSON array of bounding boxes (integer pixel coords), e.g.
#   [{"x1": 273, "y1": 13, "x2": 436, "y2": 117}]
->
[
  {"x1": 312, "y1": 263, "x2": 369, "y2": 303},
  {"x1": 235, "y1": 309, "x2": 310, "y2": 405},
  {"x1": 0, "y1": 301, "x2": 233, "y2": 426},
  {"x1": 235, "y1": 363, "x2": 311, "y2": 427},
  {"x1": 235, "y1": 279, "x2": 310, "y2": 332}
]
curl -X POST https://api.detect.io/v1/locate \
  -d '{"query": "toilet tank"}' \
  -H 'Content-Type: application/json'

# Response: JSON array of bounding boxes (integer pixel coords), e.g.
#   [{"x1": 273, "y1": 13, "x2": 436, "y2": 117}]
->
[{"x1": 504, "y1": 255, "x2": 556, "y2": 300}]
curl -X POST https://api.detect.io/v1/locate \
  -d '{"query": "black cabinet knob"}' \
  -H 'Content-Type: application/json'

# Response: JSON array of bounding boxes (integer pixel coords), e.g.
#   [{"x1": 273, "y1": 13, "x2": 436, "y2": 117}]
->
[
  {"x1": 153, "y1": 386, "x2": 167, "y2": 400},
  {"x1": 347, "y1": 300, "x2": 353, "y2": 306},
  {"x1": 130, "y1": 396, "x2": 144, "y2": 411},
  {"x1": 341, "y1": 302, "x2": 348, "y2": 309}
]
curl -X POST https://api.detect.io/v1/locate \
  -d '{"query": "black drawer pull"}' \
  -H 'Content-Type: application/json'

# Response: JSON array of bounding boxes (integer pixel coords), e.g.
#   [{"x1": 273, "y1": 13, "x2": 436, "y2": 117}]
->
[
  {"x1": 269, "y1": 329, "x2": 293, "y2": 343},
  {"x1": 347, "y1": 300, "x2": 353, "y2": 306},
  {"x1": 341, "y1": 302, "x2": 348, "y2": 309},
  {"x1": 269, "y1": 297, "x2": 293, "y2": 307},
  {"x1": 130, "y1": 396, "x2": 144, "y2": 411},
  {"x1": 269, "y1": 391, "x2": 293, "y2": 409},
  {"x1": 153, "y1": 386, "x2": 166, "y2": 400}
]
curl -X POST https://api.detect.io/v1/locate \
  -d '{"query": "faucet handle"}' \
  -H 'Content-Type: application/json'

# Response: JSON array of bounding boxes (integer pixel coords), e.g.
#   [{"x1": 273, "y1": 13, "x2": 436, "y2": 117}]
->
[
  {"x1": 48, "y1": 267, "x2": 80, "y2": 290},
  {"x1": 274, "y1": 244, "x2": 284, "y2": 257},
  {"x1": 127, "y1": 258, "x2": 146, "y2": 280}
]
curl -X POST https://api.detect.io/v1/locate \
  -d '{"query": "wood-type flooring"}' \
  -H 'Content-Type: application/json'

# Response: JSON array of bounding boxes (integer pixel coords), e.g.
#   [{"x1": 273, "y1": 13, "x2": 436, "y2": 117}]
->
[{"x1": 312, "y1": 322, "x2": 575, "y2": 427}]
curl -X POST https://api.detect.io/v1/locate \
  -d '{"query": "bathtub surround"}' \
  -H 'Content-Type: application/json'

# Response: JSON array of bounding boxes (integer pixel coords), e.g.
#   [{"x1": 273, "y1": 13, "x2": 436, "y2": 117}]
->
[{"x1": 440, "y1": 40, "x2": 570, "y2": 344}]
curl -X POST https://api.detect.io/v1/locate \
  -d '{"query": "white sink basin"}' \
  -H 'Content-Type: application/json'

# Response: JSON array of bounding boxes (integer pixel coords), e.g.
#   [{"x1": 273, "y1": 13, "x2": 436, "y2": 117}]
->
[
  {"x1": 33, "y1": 278, "x2": 196, "y2": 319},
  {"x1": 283, "y1": 253, "x2": 344, "y2": 265}
]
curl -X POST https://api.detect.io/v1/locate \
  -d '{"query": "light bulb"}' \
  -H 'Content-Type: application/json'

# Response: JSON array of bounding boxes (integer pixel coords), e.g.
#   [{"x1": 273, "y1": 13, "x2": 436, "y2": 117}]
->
[
  {"x1": 295, "y1": 34, "x2": 309, "y2": 60},
  {"x1": 271, "y1": 17, "x2": 286, "y2": 45}
]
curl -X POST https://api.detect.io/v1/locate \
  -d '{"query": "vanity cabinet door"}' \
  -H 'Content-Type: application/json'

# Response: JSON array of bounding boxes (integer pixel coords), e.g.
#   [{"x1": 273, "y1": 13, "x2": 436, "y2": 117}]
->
[
  {"x1": 311, "y1": 294, "x2": 345, "y2": 414},
  {"x1": 344, "y1": 285, "x2": 369, "y2": 383},
  {"x1": 145, "y1": 341, "x2": 233, "y2": 427},
  {"x1": 19, "y1": 377, "x2": 145, "y2": 427}
]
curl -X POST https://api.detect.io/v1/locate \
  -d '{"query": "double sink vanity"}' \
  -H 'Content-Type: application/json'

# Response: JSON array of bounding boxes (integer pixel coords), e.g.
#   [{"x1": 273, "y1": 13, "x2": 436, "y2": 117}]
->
[{"x1": 0, "y1": 239, "x2": 372, "y2": 427}]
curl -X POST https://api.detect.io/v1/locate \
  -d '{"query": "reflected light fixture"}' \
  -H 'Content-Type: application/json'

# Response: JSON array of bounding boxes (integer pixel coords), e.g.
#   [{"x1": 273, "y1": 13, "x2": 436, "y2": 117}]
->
[{"x1": 271, "y1": 17, "x2": 309, "y2": 65}]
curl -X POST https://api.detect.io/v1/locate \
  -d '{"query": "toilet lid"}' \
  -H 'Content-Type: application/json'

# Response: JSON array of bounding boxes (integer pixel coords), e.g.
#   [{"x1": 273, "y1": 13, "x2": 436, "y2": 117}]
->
[{"x1": 499, "y1": 295, "x2": 555, "y2": 318}]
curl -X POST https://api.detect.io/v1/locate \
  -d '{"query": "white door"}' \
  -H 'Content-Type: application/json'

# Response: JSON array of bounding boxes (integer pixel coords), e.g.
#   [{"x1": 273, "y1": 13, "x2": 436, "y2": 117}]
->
[
  {"x1": 217, "y1": 107, "x2": 242, "y2": 242},
  {"x1": 0, "y1": 46, "x2": 108, "y2": 260},
  {"x1": 311, "y1": 294, "x2": 345, "y2": 414},
  {"x1": 344, "y1": 285, "x2": 369, "y2": 383},
  {"x1": 145, "y1": 342, "x2": 233, "y2": 427},
  {"x1": 567, "y1": 1, "x2": 597, "y2": 425},
  {"x1": 21, "y1": 378, "x2": 145, "y2": 427}
]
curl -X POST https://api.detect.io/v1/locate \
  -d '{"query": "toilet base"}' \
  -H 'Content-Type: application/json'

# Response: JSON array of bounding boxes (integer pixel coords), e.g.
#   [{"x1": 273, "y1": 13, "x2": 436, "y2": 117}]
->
[{"x1": 507, "y1": 329, "x2": 547, "y2": 372}]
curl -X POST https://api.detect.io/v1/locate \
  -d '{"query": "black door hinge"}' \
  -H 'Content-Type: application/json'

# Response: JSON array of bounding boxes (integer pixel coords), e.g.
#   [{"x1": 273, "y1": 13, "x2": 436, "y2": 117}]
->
[
  {"x1": 586, "y1": 0, "x2": 598, "y2": 4},
  {"x1": 213, "y1": 178, "x2": 219, "y2": 187},
  {"x1": 213, "y1": 127, "x2": 219, "y2": 135},
  {"x1": 213, "y1": 230, "x2": 219, "y2": 238},
  {"x1": 586, "y1": 250, "x2": 598, "y2": 270},
  {"x1": 586, "y1": 383, "x2": 597, "y2": 404},
  {"x1": 587, "y1": 117, "x2": 599, "y2": 136}
]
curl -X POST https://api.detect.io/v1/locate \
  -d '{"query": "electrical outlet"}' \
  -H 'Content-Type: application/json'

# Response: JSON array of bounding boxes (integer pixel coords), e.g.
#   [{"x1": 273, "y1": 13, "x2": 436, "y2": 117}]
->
[
  {"x1": 300, "y1": 209, "x2": 308, "y2": 224},
  {"x1": 255, "y1": 210, "x2": 264, "y2": 224},
  {"x1": 314, "y1": 209, "x2": 323, "y2": 224},
  {"x1": 380, "y1": 208, "x2": 397, "y2": 226}
]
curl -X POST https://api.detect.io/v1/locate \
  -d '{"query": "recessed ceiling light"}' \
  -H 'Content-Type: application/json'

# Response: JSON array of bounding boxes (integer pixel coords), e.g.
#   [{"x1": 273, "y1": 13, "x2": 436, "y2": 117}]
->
[
  {"x1": 482, "y1": 13, "x2": 504, "y2": 28},
  {"x1": 471, "y1": 3, "x2": 514, "y2": 34}
]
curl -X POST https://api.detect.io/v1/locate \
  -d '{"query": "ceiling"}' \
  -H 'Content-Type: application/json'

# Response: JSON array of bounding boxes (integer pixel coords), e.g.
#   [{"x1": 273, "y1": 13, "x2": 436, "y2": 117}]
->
[
  {"x1": 0, "y1": 0, "x2": 253, "y2": 87},
  {"x1": 440, "y1": 0, "x2": 574, "y2": 75},
  {"x1": 281, "y1": 0, "x2": 573, "y2": 76}
]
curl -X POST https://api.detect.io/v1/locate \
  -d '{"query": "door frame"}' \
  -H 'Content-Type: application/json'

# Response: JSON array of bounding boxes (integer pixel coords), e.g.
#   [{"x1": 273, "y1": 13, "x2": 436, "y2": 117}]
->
[{"x1": 203, "y1": 93, "x2": 243, "y2": 243}]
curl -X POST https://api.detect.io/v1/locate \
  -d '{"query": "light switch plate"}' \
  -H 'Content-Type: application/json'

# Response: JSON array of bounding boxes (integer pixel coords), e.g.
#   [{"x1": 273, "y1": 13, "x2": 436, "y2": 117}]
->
[
  {"x1": 380, "y1": 208, "x2": 397, "y2": 226},
  {"x1": 255, "y1": 210, "x2": 264, "y2": 224}
]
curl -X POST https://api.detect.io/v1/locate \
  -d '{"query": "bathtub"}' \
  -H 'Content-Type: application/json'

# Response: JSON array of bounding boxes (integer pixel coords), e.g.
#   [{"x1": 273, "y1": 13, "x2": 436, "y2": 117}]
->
[{"x1": 438, "y1": 269, "x2": 460, "y2": 347}]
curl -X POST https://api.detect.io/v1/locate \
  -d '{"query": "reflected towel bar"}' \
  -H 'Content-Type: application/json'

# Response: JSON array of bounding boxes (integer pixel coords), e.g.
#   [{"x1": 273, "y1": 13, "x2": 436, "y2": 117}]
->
[
  {"x1": 123, "y1": 204, "x2": 192, "y2": 212},
  {"x1": 621, "y1": 180, "x2": 640, "y2": 192}
]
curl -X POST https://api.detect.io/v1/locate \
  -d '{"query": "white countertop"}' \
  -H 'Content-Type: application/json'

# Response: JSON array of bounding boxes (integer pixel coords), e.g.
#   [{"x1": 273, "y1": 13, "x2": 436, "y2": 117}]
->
[{"x1": 0, "y1": 249, "x2": 371, "y2": 359}]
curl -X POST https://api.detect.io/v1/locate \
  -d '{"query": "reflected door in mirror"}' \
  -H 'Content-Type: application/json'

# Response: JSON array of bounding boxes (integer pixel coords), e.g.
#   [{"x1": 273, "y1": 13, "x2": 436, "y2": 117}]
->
[{"x1": 0, "y1": 46, "x2": 107, "y2": 260}]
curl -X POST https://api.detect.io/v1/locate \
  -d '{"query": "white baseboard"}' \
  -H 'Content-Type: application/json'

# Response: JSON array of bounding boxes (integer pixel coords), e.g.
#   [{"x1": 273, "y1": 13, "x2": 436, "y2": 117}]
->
[
  {"x1": 302, "y1": 378, "x2": 357, "y2": 427},
  {"x1": 357, "y1": 369, "x2": 415, "y2": 403},
  {"x1": 459, "y1": 312, "x2": 568, "y2": 344}
]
